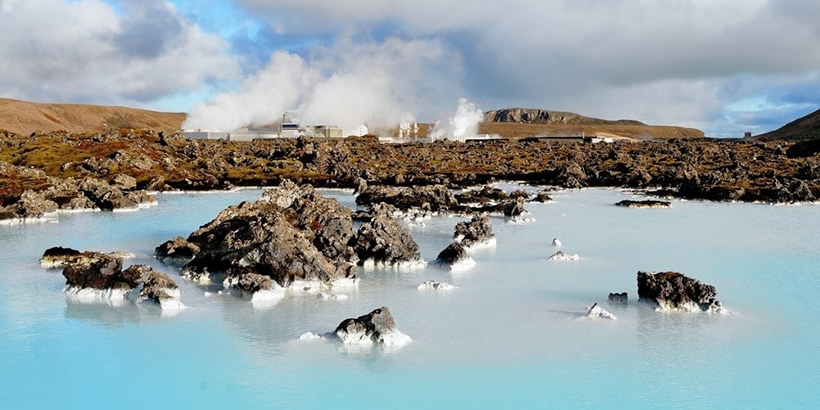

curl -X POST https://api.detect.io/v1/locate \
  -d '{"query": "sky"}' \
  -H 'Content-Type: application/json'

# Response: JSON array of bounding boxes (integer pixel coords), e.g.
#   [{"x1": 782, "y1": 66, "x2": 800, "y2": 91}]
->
[{"x1": 0, "y1": 0, "x2": 819, "y2": 137}]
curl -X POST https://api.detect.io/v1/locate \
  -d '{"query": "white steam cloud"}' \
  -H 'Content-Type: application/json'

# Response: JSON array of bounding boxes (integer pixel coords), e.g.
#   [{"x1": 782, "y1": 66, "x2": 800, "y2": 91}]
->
[
  {"x1": 183, "y1": 37, "x2": 454, "y2": 134},
  {"x1": 429, "y1": 98, "x2": 484, "y2": 142}
]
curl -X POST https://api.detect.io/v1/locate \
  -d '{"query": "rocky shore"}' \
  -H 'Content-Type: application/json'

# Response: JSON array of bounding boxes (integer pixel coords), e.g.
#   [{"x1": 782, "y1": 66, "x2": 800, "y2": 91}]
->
[{"x1": 2, "y1": 129, "x2": 819, "y2": 223}]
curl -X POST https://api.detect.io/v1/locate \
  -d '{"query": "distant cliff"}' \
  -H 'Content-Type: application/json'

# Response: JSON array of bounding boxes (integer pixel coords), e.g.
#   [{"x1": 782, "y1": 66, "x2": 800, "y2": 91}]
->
[
  {"x1": 481, "y1": 107, "x2": 704, "y2": 140},
  {"x1": 484, "y1": 108, "x2": 644, "y2": 126}
]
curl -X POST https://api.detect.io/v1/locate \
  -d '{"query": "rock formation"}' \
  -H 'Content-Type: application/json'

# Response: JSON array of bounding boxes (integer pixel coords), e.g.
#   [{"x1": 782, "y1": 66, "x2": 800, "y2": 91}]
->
[
  {"x1": 154, "y1": 236, "x2": 200, "y2": 264},
  {"x1": 352, "y1": 203, "x2": 424, "y2": 268},
  {"x1": 176, "y1": 181, "x2": 357, "y2": 286},
  {"x1": 333, "y1": 306, "x2": 411, "y2": 346},
  {"x1": 608, "y1": 292, "x2": 628, "y2": 304},
  {"x1": 59, "y1": 253, "x2": 182, "y2": 309},
  {"x1": 356, "y1": 184, "x2": 458, "y2": 214},
  {"x1": 637, "y1": 271, "x2": 725, "y2": 313},
  {"x1": 453, "y1": 215, "x2": 495, "y2": 249}
]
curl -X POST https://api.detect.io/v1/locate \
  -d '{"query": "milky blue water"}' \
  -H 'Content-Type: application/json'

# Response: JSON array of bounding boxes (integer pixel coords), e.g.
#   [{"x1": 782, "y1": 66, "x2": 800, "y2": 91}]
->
[{"x1": 1, "y1": 187, "x2": 819, "y2": 409}]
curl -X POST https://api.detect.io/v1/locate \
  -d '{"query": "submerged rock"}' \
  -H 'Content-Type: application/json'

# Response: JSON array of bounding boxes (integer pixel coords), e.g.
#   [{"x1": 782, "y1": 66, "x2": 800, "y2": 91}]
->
[
  {"x1": 637, "y1": 271, "x2": 725, "y2": 313},
  {"x1": 615, "y1": 199, "x2": 671, "y2": 208},
  {"x1": 334, "y1": 306, "x2": 411, "y2": 346}
]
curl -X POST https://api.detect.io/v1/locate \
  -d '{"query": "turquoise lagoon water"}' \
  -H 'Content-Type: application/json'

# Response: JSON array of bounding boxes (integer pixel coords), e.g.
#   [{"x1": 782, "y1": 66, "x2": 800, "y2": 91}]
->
[{"x1": 1, "y1": 187, "x2": 818, "y2": 409}]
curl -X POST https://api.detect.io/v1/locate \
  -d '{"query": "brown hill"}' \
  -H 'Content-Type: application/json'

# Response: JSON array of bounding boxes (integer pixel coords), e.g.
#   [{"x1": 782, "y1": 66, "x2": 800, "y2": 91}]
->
[
  {"x1": 481, "y1": 108, "x2": 704, "y2": 140},
  {"x1": 0, "y1": 98, "x2": 185, "y2": 135},
  {"x1": 753, "y1": 108, "x2": 820, "y2": 141}
]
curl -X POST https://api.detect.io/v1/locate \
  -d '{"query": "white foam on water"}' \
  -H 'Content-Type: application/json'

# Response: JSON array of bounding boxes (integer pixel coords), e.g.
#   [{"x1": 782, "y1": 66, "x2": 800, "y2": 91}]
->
[
  {"x1": 317, "y1": 292, "x2": 348, "y2": 300},
  {"x1": 63, "y1": 286, "x2": 131, "y2": 305},
  {"x1": 418, "y1": 280, "x2": 454, "y2": 290},
  {"x1": 447, "y1": 256, "x2": 476, "y2": 272},
  {"x1": 464, "y1": 237, "x2": 497, "y2": 254},
  {"x1": 377, "y1": 330, "x2": 412, "y2": 347},
  {"x1": 361, "y1": 257, "x2": 428, "y2": 272},
  {"x1": 548, "y1": 251, "x2": 580, "y2": 261},
  {"x1": 584, "y1": 303, "x2": 617, "y2": 320}
]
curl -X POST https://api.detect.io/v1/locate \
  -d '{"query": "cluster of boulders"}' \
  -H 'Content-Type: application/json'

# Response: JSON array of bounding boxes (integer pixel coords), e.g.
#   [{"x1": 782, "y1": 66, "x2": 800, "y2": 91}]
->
[
  {"x1": 434, "y1": 215, "x2": 496, "y2": 271},
  {"x1": 354, "y1": 183, "x2": 549, "y2": 219},
  {"x1": 42, "y1": 246, "x2": 182, "y2": 309},
  {"x1": 155, "y1": 181, "x2": 423, "y2": 296},
  {"x1": 0, "y1": 161, "x2": 155, "y2": 221}
]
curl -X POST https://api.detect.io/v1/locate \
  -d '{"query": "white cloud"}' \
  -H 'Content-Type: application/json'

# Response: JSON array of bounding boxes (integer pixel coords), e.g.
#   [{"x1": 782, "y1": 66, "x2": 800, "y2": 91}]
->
[
  {"x1": 0, "y1": 0, "x2": 238, "y2": 106},
  {"x1": 231, "y1": 0, "x2": 820, "y2": 133}
]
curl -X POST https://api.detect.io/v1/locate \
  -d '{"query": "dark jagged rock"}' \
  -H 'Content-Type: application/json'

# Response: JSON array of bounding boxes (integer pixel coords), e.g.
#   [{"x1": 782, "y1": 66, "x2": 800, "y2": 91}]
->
[
  {"x1": 637, "y1": 271, "x2": 725, "y2": 313},
  {"x1": 175, "y1": 181, "x2": 357, "y2": 287},
  {"x1": 615, "y1": 199, "x2": 671, "y2": 208},
  {"x1": 435, "y1": 242, "x2": 470, "y2": 266},
  {"x1": 334, "y1": 306, "x2": 410, "y2": 345},
  {"x1": 62, "y1": 256, "x2": 135, "y2": 291},
  {"x1": 557, "y1": 161, "x2": 588, "y2": 188},
  {"x1": 154, "y1": 236, "x2": 200, "y2": 264},
  {"x1": 455, "y1": 185, "x2": 508, "y2": 204},
  {"x1": 453, "y1": 215, "x2": 495, "y2": 247},
  {"x1": 500, "y1": 199, "x2": 526, "y2": 217},
  {"x1": 224, "y1": 272, "x2": 274, "y2": 293},
  {"x1": 356, "y1": 184, "x2": 458, "y2": 213},
  {"x1": 60, "y1": 257, "x2": 183, "y2": 308},
  {"x1": 130, "y1": 266, "x2": 183, "y2": 307},
  {"x1": 608, "y1": 292, "x2": 628, "y2": 304},
  {"x1": 352, "y1": 203, "x2": 423, "y2": 267}
]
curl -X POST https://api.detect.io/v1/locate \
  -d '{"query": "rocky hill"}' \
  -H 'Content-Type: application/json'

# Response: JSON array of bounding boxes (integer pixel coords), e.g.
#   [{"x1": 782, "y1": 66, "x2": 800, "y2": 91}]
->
[
  {"x1": 753, "y1": 108, "x2": 820, "y2": 141},
  {"x1": 0, "y1": 98, "x2": 185, "y2": 135},
  {"x1": 481, "y1": 107, "x2": 704, "y2": 140}
]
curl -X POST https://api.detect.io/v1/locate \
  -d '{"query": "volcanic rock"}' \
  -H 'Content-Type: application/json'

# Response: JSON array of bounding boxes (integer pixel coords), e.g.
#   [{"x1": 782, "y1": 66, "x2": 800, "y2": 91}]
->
[
  {"x1": 608, "y1": 292, "x2": 628, "y2": 304},
  {"x1": 356, "y1": 184, "x2": 458, "y2": 213},
  {"x1": 637, "y1": 271, "x2": 725, "y2": 313},
  {"x1": 62, "y1": 256, "x2": 136, "y2": 291},
  {"x1": 453, "y1": 215, "x2": 495, "y2": 248},
  {"x1": 334, "y1": 306, "x2": 411, "y2": 346},
  {"x1": 179, "y1": 181, "x2": 356, "y2": 286},
  {"x1": 130, "y1": 265, "x2": 183, "y2": 309},
  {"x1": 168, "y1": 181, "x2": 356, "y2": 286},
  {"x1": 154, "y1": 236, "x2": 200, "y2": 264},
  {"x1": 352, "y1": 203, "x2": 423, "y2": 267}
]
